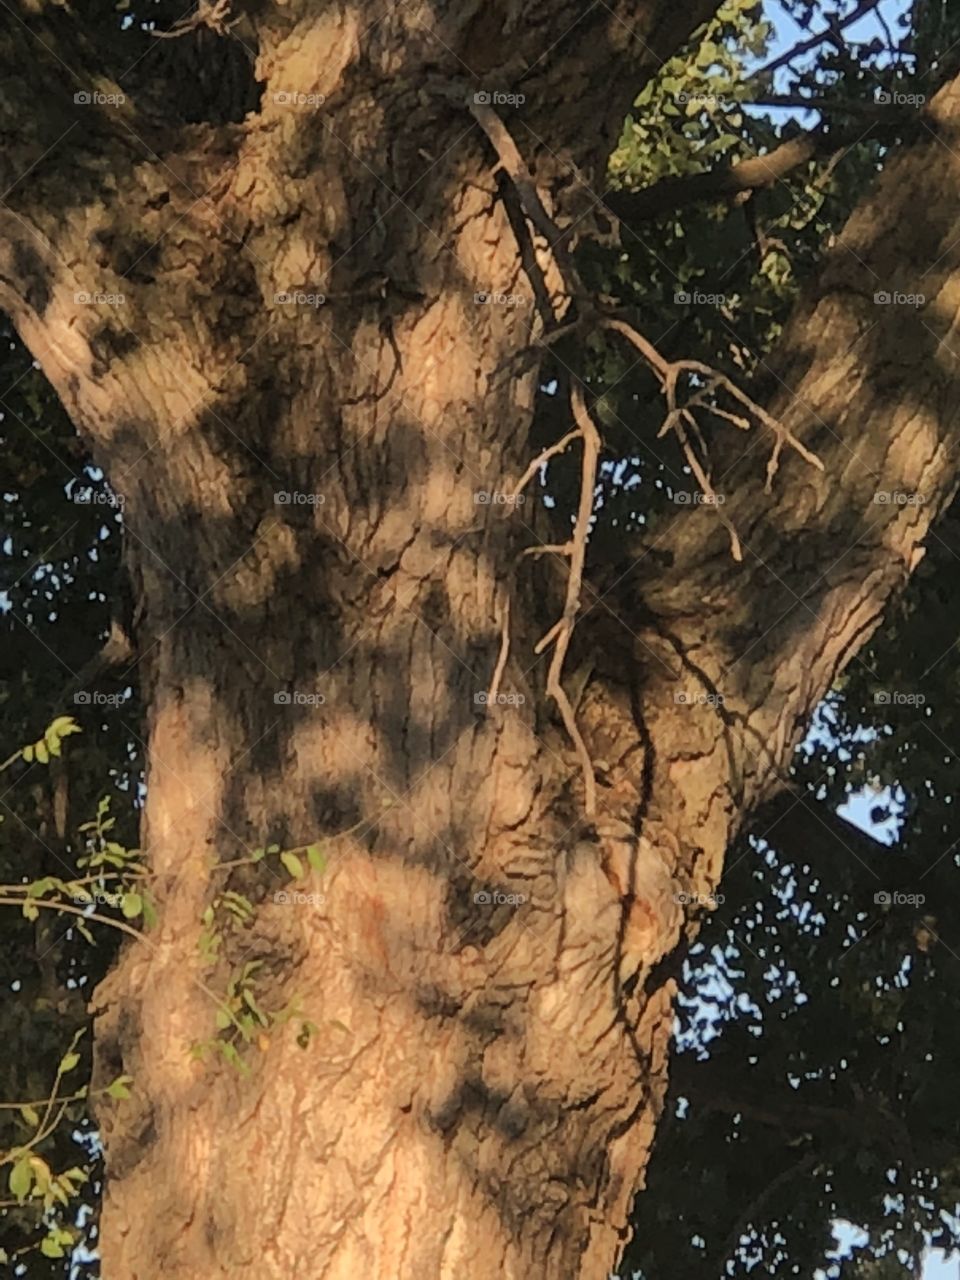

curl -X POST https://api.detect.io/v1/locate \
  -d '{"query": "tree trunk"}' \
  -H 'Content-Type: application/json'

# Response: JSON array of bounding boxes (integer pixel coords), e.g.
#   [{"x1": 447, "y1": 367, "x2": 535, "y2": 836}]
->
[{"x1": 4, "y1": 4, "x2": 960, "y2": 1276}]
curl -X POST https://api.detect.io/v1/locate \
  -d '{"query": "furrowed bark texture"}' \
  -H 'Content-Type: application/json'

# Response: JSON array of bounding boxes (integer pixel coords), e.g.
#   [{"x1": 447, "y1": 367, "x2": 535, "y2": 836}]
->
[{"x1": 2, "y1": 3, "x2": 960, "y2": 1277}]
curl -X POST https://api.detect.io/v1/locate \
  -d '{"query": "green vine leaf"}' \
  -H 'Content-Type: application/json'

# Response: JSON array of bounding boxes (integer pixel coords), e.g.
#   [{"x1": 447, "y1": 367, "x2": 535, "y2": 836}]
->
[
  {"x1": 8, "y1": 1155, "x2": 32, "y2": 1202},
  {"x1": 121, "y1": 891, "x2": 143, "y2": 919},
  {"x1": 280, "y1": 851, "x2": 304, "y2": 879}
]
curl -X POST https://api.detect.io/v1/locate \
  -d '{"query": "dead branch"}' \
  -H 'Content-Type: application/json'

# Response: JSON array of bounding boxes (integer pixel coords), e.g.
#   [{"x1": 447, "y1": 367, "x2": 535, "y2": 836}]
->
[
  {"x1": 544, "y1": 382, "x2": 601, "y2": 815},
  {"x1": 468, "y1": 99, "x2": 569, "y2": 250},
  {"x1": 753, "y1": 0, "x2": 881, "y2": 79},
  {"x1": 509, "y1": 429, "x2": 582, "y2": 501},
  {"x1": 151, "y1": 0, "x2": 237, "y2": 38},
  {"x1": 486, "y1": 588, "x2": 511, "y2": 707},
  {"x1": 601, "y1": 315, "x2": 823, "y2": 556},
  {"x1": 469, "y1": 97, "x2": 603, "y2": 812}
]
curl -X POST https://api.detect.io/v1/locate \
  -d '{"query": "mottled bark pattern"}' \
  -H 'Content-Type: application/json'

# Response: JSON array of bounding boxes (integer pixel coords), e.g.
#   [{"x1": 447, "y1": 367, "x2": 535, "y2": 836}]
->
[{"x1": 2, "y1": 3, "x2": 960, "y2": 1277}]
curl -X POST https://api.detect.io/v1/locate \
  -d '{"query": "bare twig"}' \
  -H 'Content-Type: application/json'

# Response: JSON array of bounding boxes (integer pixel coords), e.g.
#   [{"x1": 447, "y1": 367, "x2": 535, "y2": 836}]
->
[
  {"x1": 487, "y1": 588, "x2": 511, "y2": 706},
  {"x1": 468, "y1": 99, "x2": 569, "y2": 249},
  {"x1": 509, "y1": 429, "x2": 582, "y2": 500},
  {"x1": 601, "y1": 314, "x2": 823, "y2": 530},
  {"x1": 151, "y1": 0, "x2": 237, "y2": 38},
  {"x1": 753, "y1": 0, "x2": 881, "y2": 79},
  {"x1": 542, "y1": 382, "x2": 601, "y2": 814},
  {"x1": 468, "y1": 98, "x2": 600, "y2": 812}
]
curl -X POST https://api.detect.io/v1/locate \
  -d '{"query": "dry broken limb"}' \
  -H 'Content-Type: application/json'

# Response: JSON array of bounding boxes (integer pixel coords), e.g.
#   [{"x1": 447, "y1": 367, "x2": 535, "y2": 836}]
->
[
  {"x1": 474, "y1": 94, "x2": 821, "y2": 802},
  {"x1": 470, "y1": 97, "x2": 604, "y2": 812},
  {"x1": 484, "y1": 392, "x2": 603, "y2": 815},
  {"x1": 600, "y1": 314, "x2": 825, "y2": 555},
  {"x1": 150, "y1": 0, "x2": 238, "y2": 38}
]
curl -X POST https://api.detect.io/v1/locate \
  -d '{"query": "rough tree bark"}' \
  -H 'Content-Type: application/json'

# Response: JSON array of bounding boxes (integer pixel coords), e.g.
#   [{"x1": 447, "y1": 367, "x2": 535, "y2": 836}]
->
[{"x1": 2, "y1": 2, "x2": 960, "y2": 1277}]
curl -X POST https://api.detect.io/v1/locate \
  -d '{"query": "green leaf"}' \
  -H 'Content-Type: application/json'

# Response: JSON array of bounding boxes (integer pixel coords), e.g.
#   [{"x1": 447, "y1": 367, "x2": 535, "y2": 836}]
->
[
  {"x1": 22, "y1": 900, "x2": 39, "y2": 922},
  {"x1": 306, "y1": 843, "x2": 326, "y2": 873},
  {"x1": 220, "y1": 1042, "x2": 250, "y2": 1076},
  {"x1": 20, "y1": 1104, "x2": 40, "y2": 1127},
  {"x1": 242, "y1": 988, "x2": 267, "y2": 1024},
  {"x1": 280, "y1": 851, "x2": 304, "y2": 879},
  {"x1": 26, "y1": 876, "x2": 56, "y2": 898},
  {"x1": 48, "y1": 715, "x2": 81, "y2": 740},
  {"x1": 40, "y1": 1236, "x2": 64, "y2": 1259},
  {"x1": 59, "y1": 1051, "x2": 80, "y2": 1074},
  {"x1": 141, "y1": 892, "x2": 158, "y2": 930},
  {"x1": 121, "y1": 891, "x2": 143, "y2": 919},
  {"x1": 9, "y1": 1157, "x2": 32, "y2": 1202}
]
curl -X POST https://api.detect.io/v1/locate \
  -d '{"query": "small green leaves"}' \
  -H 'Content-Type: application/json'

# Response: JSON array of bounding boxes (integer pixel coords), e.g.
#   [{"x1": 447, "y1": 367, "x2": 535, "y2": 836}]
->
[
  {"x1": 40, "y1": 1228, "x2": 75, "y2": 1259},
  {"x1": 221, "y1": 890, "x2": 254, "y2": 923},
  {"x1": 9, "y1": 1154, "x2": 32, "y2": 1202},
  {"x1": 120, "y1": 891, "x2": 143, "y2": 919},
  {"x1": 141, "y1": 890, "x2": 158, "y2": 930},
  {"x1": 280, "y1": 850, "x2": 304, "y2": 879},
  {"x1": 20, "y1": 716, "x2": 81, "y2": 767},
  {"x1": 105, "y1": 1075, "x2": 133, "y2": 1100},
  {"x1": 59, "y1": 1051, "x2": 80, "y2": 1075},
  {"x1": 306, "y1": 843, "x2": 326, "y2": 873}
]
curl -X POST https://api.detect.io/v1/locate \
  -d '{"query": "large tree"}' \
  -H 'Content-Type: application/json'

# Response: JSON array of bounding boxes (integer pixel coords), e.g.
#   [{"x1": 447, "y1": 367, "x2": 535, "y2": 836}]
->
[{"x1": 2, "y1": 1, "x2": 959, "y2": 1276}]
